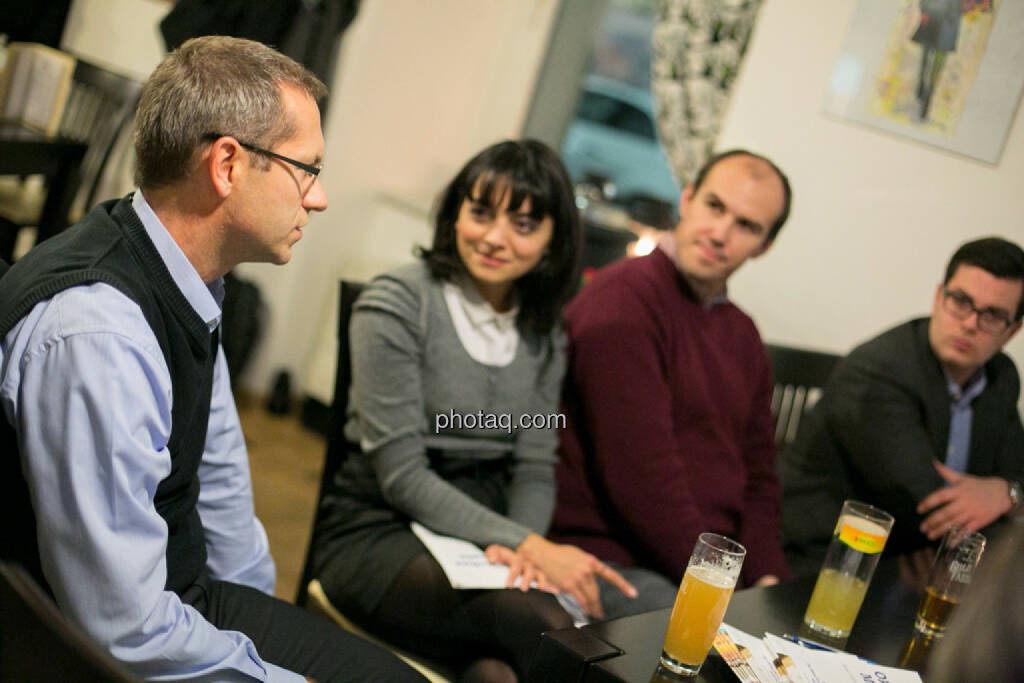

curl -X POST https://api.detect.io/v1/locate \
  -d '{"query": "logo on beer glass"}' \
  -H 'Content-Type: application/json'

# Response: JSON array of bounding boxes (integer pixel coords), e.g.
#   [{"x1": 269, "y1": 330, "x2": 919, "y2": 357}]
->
[
  {"x1": 949, "y1": 559, "x2": 972, "y2": 584},
  {"x1": 837, "y1": 522, "x2": 886, "y2": 554}
]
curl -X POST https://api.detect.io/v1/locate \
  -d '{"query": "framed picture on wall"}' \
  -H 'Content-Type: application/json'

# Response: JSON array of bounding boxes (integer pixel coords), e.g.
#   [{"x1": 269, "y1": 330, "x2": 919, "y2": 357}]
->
[{"x1": 823, "y1": 0, "x2": 1024, "y2": 163}]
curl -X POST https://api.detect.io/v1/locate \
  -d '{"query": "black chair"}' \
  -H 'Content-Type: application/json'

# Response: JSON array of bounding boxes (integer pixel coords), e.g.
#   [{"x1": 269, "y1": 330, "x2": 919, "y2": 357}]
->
[
  {"x1": 765, "y1": 344, "x2": 842, "y2": 447},
  {"x1": 0, "y1": 56, "x2": 144, "y2": 250},
  {"x1": 293, "y1": 280, "x2": 455, "y2": 682},
  {"x1": 0, "y1": 561, "x2": 139, "y2": 682},
  {"x1": 580, "y1": 220, "x2": 636, "y2": 275},
  {"x1": 295, "y1": 279, "x2": 364, "y2": 608}
]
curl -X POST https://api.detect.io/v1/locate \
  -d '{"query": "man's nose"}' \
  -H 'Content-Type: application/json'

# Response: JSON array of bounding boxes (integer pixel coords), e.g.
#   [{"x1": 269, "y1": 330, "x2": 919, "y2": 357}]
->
[
  {"x1": 708, "y1": 216, "x2": 732, "y2": 244},
  {"x1": 303, "y1": 177, "x2": 328, "y2": 212},
  {"x1": 961, "y1": 309, "x2": 982, "y2": 332}
]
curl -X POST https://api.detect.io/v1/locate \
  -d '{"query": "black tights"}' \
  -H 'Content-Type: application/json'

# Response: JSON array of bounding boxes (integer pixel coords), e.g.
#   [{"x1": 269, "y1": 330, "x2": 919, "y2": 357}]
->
[{"x1": 359, "y1": 553, "x2": 573, "y2": 682}]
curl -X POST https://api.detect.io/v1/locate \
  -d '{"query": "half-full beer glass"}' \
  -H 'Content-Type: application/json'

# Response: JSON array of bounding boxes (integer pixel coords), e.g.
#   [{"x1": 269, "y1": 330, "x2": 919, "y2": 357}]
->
[
  {"x1": 659, "y1": 533, "x2": 746, "y2": 677},
  {"x1": 802, "y1": 500, "x2": 894, "y2": 640},
  {"x1": 914, "y1": 526, "x2": 985, "y2": 637}
]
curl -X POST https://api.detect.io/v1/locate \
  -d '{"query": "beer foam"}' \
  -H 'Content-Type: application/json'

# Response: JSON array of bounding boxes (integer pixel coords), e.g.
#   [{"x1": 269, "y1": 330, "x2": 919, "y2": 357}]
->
[
  {"x1": 840, "y1": 513, "x2": 889, "y2": 538},
  {"x1": 689, "y1": 565, "x2": 737, "y2": 589}
]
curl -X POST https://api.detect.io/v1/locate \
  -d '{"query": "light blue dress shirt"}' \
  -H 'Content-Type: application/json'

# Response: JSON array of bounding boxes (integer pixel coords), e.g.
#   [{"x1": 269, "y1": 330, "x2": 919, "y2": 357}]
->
[
  {"x1": 0, "y1": 192, "x2": 303, "y2": 682},
  {"x1": 943, "y1": 368, "x2": 987, "y2": 474}
]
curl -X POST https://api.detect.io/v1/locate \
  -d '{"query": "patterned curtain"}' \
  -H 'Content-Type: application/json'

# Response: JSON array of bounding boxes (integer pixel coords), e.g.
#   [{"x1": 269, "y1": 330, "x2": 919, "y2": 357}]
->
[{"x1": 651, "y1": 0, "x2": 764, "y2": 186}]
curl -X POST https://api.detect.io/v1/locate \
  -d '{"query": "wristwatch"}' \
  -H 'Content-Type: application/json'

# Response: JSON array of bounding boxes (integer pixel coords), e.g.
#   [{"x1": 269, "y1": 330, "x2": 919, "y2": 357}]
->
[{"x1": 1008, "y1": 479, "x2": 1023, "y2": 515}]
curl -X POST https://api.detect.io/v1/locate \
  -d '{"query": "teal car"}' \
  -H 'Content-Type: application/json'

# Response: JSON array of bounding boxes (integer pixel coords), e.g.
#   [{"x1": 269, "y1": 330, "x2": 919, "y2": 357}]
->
[{"x1": 561, "y1": 75, "x2": 680, "y2": 208}]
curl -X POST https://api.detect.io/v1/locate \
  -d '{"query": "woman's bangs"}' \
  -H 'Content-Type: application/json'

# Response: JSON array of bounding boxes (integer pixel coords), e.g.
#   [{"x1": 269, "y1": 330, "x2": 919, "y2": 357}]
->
[{"x1": 468, "y1": 169, "x2": 553, "y2": 221}]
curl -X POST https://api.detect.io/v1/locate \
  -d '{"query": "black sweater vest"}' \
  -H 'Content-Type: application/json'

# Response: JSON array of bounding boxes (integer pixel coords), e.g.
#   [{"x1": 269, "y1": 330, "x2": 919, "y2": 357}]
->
[{"x1": 0, "y1": 197, "x2": 217, "y2": 595}]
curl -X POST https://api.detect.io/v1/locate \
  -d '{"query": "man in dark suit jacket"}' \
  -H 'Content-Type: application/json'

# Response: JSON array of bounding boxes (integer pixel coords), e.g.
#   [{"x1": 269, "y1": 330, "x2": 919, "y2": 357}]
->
[{"x1": 780, "y1": 237, "x2": 1024, "y2": 577}]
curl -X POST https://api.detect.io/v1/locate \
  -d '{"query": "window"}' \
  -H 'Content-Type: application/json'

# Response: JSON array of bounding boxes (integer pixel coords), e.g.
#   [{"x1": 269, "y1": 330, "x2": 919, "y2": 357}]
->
[
  {"x1": 576, "y1": 90, "x2": 656, "y2": 141},
  {"x1": 558, "y1": 0, "x2": 679, "y2": 212}
]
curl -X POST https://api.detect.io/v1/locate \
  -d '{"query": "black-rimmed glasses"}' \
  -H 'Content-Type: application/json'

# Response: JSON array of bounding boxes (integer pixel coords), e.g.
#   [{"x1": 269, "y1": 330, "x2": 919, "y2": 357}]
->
[
  {"x1": 204, "y1": 133, "x2": 322, "y2": 179},
  {"x1": 941, "y1": 288, "x2": 1015, "y2": 335}
]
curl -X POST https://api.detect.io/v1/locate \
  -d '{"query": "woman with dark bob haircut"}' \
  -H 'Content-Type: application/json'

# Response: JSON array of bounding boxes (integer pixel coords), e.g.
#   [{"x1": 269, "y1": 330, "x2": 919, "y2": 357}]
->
[
  {"x1": 312, "y1": 140, "x2": 635, "y2": 682},
  {"x1": 423, "y1": 139, "x2": 582, "y2": 336}
]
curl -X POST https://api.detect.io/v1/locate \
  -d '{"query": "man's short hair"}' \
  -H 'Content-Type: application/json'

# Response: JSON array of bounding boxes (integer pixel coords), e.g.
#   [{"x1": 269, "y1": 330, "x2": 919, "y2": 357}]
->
[
  {"x1": 134, "y1": 36, "x2": 327, "y2": 189},
  {"x1": 944, "y1": 237, "x2": 1024, "y2": 320},
  {"x1": 689, "y1": 149, "x2": 792, "y2": 242}
]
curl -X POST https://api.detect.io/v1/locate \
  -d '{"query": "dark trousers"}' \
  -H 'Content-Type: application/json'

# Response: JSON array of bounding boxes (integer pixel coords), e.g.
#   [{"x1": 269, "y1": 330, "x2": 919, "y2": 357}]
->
[{"x1": 188, "y1": 576, "x2": 426, "y2": 682}]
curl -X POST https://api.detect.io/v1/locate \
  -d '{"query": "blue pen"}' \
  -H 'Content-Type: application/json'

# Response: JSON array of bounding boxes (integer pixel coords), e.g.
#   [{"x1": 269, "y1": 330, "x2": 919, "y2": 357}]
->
[
  {"x1": 780, "y1": 633, "x2": 844, "y2": 653},
  {"x1": 780, "y1": 633, "x2": 879, "y2": 665}
]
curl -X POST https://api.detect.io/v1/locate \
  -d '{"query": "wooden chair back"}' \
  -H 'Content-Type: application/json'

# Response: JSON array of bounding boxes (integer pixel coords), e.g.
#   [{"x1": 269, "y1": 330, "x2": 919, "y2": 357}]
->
[
  {"x1": 765, "y1": 344, "x2": 842, "y2": 447},
  {"x1": 58, "y1": 58, "x2": 144, "y2": 213}
]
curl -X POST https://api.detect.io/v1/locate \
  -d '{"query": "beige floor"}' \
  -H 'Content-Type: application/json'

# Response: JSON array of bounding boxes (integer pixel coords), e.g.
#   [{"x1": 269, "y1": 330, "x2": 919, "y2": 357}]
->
[{"x1": 237, "y1": 393, "x2": 325, "y2": 602}]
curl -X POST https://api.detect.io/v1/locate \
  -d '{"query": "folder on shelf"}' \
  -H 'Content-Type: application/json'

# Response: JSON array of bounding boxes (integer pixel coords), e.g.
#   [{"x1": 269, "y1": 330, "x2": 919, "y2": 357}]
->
[{"x1": 0, "y1": 42, "x2": 76, "y2": 136}]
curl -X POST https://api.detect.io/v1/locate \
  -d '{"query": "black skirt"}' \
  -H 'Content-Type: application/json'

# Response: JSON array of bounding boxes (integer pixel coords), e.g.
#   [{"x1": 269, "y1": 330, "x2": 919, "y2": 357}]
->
[{"x1": 311, "y1": 447, "x2": 513, "y2": 618}]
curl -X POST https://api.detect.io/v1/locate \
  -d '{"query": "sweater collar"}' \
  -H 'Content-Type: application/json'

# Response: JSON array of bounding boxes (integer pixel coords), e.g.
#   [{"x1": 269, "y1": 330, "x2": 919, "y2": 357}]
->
[
  {"x1": 132, "y1": 190, "x2": 223, "y2": 332},
  {"x1": 446, "y1": 274, "x2": 519, "y2": 331}
]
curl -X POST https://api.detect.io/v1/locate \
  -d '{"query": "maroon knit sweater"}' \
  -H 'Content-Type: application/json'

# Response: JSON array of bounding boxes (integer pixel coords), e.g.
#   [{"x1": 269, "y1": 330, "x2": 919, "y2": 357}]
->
[{"x1": 551, "y1": 249, "x2": 791, "y2": 586}]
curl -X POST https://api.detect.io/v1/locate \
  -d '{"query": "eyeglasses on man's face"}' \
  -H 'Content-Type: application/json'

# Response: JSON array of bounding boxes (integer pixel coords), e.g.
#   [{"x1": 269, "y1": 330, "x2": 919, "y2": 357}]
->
[
  {"x1": 203, "y1": 133, "x2": 322, "y2": 184},
  {"x1": 941, "y1": 287, "x2": 1014, "y2": 335}
]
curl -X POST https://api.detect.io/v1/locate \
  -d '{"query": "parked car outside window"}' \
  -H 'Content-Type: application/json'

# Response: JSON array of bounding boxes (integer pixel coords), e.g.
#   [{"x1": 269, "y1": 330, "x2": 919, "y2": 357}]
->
[{"x1": 561, "y1": 74, "x2": 680, "y2": 212}]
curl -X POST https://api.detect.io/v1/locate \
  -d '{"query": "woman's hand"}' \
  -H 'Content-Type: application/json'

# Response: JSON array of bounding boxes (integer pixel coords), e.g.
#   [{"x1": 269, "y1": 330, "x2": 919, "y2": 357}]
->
[
  {"x1": 516, "y1": 533, "x2": 637, "y2": 618},
  {"x1": 485, "y1": 544, "x2": 551, "y2": 592}
]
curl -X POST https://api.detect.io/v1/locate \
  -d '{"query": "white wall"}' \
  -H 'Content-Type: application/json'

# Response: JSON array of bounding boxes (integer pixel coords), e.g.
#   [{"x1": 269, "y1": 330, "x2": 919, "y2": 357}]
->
[
  {"x1": 57, "y1": 0, "x2": 1024, "y2": 406},
  {"x1": 59, "y1": 0, "x2": 561, "y2": 399},
  {"x1": 719, "y1": 0, "x2": 1023, "y2": 388},
  {"x1": 234, "y1": 0, "x2": 562, "y2": 400},
  {"x1": 62, "y1": 0, "x2": 167, "y2": 79}
]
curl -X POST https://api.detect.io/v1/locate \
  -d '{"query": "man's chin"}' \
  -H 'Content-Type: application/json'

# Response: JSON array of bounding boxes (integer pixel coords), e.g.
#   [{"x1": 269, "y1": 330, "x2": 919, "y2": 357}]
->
[
  {"x1": 679, "y1": 262, "x2": 723, "y2": 285},
  {"x1": 938, "y1": 349, "x2": 981, "y2": 376},
  {"x1": 265, "y1": 246, "x2": 292, "y2": 266}
]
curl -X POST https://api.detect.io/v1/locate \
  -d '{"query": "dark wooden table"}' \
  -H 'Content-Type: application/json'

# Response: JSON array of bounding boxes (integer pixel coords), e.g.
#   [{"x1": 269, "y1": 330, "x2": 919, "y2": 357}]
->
[
  {"x1": 531, "y1": 559, "x2": 926, "y2": 682},
  {"x1": 0, "y1": 122, "x2": 88, "y2": 246}
]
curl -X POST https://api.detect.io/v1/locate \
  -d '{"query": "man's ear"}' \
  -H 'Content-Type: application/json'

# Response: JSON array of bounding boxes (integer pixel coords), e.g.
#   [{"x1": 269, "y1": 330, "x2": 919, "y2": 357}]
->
[
  {"x1": 752, "y1": 237, "x2": 775, "y2": 259},
  {"x1": 679, "y1": 184, "x2": 694, "y2": 214},
  {"x1": 207, "y1": 136, "x2": 243, "y2": 198},
  {"x1": 1004, "y1": 319, "x2": 1023, "y2": 345}
]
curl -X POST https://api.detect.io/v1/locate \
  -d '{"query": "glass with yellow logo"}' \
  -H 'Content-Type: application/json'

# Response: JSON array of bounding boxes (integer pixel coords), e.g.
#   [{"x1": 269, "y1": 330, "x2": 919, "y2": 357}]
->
[{"x1": 802, "y1": 500, "x2": 894, "y2": 640}]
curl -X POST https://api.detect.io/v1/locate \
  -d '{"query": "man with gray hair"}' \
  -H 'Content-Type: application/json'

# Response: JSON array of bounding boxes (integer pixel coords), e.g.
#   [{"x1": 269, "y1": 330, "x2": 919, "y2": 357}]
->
[{"x1": 0, "y1": 36, "x2": 424, "y2": 682}]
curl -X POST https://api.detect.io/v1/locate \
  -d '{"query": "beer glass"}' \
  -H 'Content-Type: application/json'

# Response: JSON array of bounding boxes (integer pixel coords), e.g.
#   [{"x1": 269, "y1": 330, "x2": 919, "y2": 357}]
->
[
  {"x1": 914, "y1": 526, "x2": 985, "y2": 637},
  {"x1": 898, "y1": 629, "x2": 938, "y2": 672},
  {"x1": 802, "y1": 500, "x2": 894, "y2": 640},
  {"x1": 659, "y1": 533, "x2": 746, "y2": 677}
]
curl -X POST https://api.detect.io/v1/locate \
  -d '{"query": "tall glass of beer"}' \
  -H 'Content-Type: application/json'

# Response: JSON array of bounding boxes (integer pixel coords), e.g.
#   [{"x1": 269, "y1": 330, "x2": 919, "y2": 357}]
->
[
  {"x1": 914, "y1": 526, "x2": 985, "y2": 637},
  {"x1": 802, "y1": 500, "x2": 894, "y2": 641},
  {"x1": 659, "y1": 533, "x2": 746, "y2": 677}
]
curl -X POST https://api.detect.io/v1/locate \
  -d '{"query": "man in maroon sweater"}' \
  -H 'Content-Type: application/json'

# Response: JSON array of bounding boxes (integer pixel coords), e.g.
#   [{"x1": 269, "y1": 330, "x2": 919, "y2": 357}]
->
[{"x1": 551, "y1": 150, "x2": 793, "y2": 618}]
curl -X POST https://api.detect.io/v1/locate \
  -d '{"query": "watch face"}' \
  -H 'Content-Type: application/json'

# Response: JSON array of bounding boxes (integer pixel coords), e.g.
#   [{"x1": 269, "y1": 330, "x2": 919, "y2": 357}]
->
[{"x1": 1010, "y1": 481, "x2": 1024, "y2": 506}]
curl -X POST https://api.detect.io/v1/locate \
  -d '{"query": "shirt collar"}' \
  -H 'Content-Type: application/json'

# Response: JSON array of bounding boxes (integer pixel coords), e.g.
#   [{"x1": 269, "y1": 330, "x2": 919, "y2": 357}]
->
[
  {"x1": 132, "y1": 190, "x2": 223, "y2": 331},
  {"x1": 445, "y1": 275, "x2": 519, "y2": 331},
  {"x1": 943, "y1": 366, "x2": 987, "y2": 405},
  {"x1": 658, "y1": 233, "x2": 729, "y2": 309}
]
